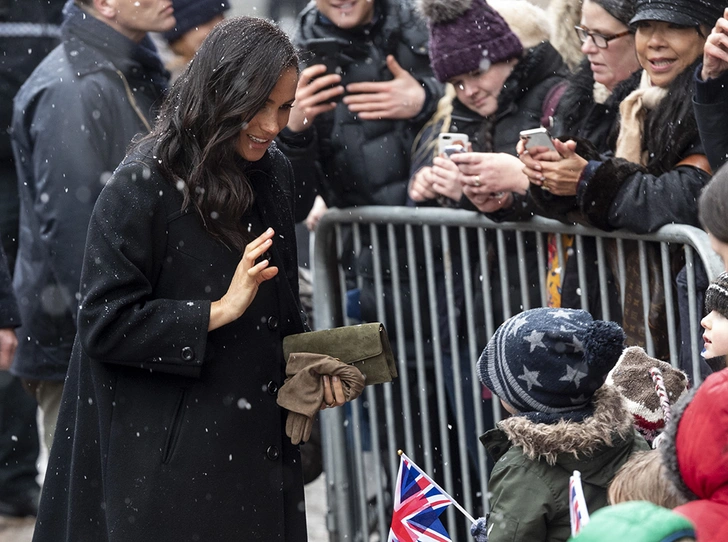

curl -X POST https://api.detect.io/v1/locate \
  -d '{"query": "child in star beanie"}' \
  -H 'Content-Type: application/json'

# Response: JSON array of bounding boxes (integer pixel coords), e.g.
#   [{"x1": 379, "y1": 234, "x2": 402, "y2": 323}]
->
[
  {"x1": 478, "y1": 307, "x2": 626, "y2": 423},
  {"x1": 473, "y1": 308, "x2": 649, "y2": 542}
]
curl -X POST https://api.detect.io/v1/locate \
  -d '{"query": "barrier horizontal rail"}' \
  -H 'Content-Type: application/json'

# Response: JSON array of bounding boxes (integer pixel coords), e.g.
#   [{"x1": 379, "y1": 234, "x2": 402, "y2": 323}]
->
[{"x1": 310, "y1": 206, "x2": 724, "y2": 542}]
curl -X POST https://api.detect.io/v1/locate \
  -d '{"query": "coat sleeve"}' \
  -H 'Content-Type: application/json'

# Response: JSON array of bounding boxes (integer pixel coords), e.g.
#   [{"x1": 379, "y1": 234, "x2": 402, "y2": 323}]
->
[
  {"x1": 276, "y1": 127, "x2": 323, "y2": 216},
  {"x1": 576, "y1": 158, "x2": 710, "y2": 233},
  {"x1": 693, "y1": 66, "x2": 728, "y2": 172},
  {"x1": 14, "y1": 78, "x2": 138, "y2": 323},
  {"x1": 486, "y1": 460, "x2": 555, "y2": 542},
  {"x1": 76, "y1": 164, "x2": 210, "y2": 378},
  {"x1": 0, "y1": 243, "x2": 20, "y2": 329}
]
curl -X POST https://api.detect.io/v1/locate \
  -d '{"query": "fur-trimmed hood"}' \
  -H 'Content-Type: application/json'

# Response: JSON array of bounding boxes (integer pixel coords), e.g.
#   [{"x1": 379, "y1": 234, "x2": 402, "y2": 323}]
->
[
  {"x1": 661, "y1": 369, "x2": 728, "y2": 501},
  {"x1": 547, "y1": 0, "x2": 583, "y2": 71},
  {"x1": 489, "y1": 0, "x2": 551, "y2": 49},
  {"x1": 496, "y1": 385, "x2": 635, "y2": 466}
]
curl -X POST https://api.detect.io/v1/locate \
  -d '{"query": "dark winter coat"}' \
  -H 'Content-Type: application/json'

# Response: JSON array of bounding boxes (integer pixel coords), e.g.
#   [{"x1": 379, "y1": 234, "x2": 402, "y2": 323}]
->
[
  {"x1": 662, "y1": 368, "x2": 728, "y2": 542},
  {"x1": 32, "y1": 142, "x2": 308, "y2": 542},
  {"x1": 0, "y1": 243, "x2": 20, "y2": 329},
  {"x1": 574, "y1": 62, "x2": 710, "y2": 234},
  {"x1": 482, "y1": 385, "x2": 649, "y2": 542},
  {"x1": 693, "y1": 65, "x2": 728, "y2": 172},
  {"x1": 10, "y1": 4, "x2": 168, "y2": 381},
  {"x1": 276, "y1": 0, "x2": 443, "y2": 209}
]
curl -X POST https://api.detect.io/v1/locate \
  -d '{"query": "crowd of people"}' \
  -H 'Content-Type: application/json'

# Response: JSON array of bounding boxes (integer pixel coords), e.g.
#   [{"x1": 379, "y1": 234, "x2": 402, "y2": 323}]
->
[{"x1": 1, "y1": 0, "x2": 728, "y2": 540}]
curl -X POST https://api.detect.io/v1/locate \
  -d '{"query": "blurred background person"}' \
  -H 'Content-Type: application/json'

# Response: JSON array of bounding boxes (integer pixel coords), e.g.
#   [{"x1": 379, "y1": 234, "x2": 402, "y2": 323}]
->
[
  {"x1": 10, "y1": 0, "x2": 173, "y2": 460},
  {"x1": 0, "y1": 0, "x2": 65, "y2": 523},
  {"x1": 158, "y1": 0, "x2": 230, "y2": 81}
]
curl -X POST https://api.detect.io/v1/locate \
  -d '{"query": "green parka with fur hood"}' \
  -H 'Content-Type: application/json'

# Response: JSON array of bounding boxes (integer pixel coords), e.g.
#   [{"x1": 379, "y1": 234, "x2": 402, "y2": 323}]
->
[{"x1": 481, "y1": 386, "x2": 649, "y2": 542}]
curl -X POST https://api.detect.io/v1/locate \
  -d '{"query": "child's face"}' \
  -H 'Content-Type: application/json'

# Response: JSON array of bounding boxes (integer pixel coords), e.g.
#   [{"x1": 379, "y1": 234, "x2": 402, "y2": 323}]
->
[{"x1": 701, "y1": 310, "x2": 728, "y2": 358}]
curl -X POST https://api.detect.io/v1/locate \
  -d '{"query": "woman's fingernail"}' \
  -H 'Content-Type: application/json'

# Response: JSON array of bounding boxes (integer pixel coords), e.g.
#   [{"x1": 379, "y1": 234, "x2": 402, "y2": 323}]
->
[{"x1": 332, "y1": 376, "x2": 340, "y2": 383}]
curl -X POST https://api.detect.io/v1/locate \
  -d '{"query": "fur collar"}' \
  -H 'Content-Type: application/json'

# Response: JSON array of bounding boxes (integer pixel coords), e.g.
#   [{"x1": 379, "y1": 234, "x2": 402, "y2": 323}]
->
[
  {"x1": 660, "y1": 387, "x2": 700, "y2": 502},
  {"x1": 547, "y1": 0, "x2": 583, "y2": 71},
  {"x1": 554, "y1": 60, "x2": 641, "y2": 150},
  {"x1": 498, "y1": 385, "x2": 635, "y2": 465}
]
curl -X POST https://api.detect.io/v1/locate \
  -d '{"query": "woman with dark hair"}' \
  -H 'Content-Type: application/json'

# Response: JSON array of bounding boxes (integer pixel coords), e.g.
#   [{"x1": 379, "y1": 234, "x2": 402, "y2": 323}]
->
[{"x1": 32, "y1": 16, "x2": 334, "y2": 542}]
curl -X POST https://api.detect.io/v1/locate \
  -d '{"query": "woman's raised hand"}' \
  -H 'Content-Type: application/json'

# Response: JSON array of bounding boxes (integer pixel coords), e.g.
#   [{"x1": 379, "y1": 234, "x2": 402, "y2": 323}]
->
[{"x1": 208, "y1": 228, "x2": 279, "y2": 331}]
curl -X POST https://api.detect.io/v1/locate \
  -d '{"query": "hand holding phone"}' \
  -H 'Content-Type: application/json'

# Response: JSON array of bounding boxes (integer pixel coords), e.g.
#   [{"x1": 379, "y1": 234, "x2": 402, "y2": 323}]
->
[{"x1": 519, "y1": 127, "x2": 556, "y2": 153}]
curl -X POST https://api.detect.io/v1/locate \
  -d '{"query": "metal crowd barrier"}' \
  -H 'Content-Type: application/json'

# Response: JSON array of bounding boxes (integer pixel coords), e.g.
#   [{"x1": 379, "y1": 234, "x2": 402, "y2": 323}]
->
[{"x1": 310, "y1": 206, "x2": 724, "y2": 542}]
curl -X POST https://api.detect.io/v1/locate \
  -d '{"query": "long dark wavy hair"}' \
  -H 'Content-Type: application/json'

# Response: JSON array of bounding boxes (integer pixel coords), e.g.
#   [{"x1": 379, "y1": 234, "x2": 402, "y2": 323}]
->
[{"x1": 137, "y1": 16, "x2": 299, "y2": 252}]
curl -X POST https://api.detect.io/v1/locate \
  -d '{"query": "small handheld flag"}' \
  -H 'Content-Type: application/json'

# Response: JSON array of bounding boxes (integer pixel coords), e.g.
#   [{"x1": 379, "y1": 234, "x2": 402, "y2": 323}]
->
[
  {"x1": 569, "y1": 470, "x2": 590, "y2": 536},
  {"x1": 388, "y1": 451, "x2": 474, "y2": 542}
]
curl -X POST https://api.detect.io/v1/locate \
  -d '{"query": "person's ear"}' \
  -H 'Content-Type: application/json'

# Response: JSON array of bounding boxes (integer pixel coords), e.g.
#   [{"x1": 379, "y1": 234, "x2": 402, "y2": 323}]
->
[{"x1": 92, "y1": 0, "x2": 118, "y2": 20}]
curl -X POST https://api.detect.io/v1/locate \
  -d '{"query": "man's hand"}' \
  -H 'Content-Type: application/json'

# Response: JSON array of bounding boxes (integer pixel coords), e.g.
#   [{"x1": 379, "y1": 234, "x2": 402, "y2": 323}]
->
[
  {"x1": 343, "y1": 55, "x2": 426, "y2": 120},
  {"x1": 0, "y1": 328, "x2": 18, "y2": 371},
  {"x1": 702, "y1": 8, "x2": 728, "y2": 80},
  {"x1": 287, "y1": 64, "x2": 344, "y2": 133}
]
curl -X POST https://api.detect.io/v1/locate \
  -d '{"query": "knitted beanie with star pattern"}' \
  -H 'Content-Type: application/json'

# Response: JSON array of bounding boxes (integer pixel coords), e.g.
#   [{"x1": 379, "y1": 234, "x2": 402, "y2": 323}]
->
[{"x1": 478, "y1": 307, "x2": 626, "y2": 424}]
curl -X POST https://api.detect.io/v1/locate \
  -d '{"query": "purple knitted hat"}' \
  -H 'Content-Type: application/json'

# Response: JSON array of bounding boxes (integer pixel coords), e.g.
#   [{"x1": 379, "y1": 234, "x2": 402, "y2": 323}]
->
[{"x1": 419, "y1": 0, "x2": 523, "y2": 83}]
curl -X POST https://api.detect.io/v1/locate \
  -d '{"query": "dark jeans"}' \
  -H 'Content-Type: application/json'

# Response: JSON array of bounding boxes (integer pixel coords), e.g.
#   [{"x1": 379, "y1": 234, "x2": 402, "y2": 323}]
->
[{"x1": 0, "y1": 371, "x2": 40, "y2": 502}]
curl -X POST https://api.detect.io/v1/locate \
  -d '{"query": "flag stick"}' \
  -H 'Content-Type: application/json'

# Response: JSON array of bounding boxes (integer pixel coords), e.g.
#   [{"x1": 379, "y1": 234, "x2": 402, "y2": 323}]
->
[{"x1": 398, "y1": 449, "x2": 477, "y2": 524}]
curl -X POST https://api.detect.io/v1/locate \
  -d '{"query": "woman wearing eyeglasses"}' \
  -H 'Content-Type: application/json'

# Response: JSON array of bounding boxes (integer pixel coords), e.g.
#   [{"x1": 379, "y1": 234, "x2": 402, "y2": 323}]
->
[
  {"x1": 520, "y1": 0, "x2": 717, "y2": 230},
  {"x1": 519, "y1": 0, "x2": 721, "y2": 369},
  {"x1": 519, "y1": 0, "x2": 642, "y2": 318}
]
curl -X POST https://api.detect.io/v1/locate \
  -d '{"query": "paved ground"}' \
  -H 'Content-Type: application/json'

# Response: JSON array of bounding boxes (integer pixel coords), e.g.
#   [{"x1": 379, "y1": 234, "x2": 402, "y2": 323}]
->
[{"x1": 0, "y1": 474, "x2": 330, "y2": 542}]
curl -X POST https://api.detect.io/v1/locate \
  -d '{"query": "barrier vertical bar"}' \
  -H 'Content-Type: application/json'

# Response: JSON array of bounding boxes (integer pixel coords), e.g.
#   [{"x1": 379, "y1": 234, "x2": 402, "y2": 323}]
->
[
  {"x1": 406, "y1": 224, "x2": 434, "y2": 475},
  {"x1": 596, "y1": 237, "x2": 611, "y2": 321}
]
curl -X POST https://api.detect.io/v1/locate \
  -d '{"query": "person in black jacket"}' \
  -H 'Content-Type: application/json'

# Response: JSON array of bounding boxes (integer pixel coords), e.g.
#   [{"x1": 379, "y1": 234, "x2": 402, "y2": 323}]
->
[
  {"x1": 33, "y1": 16, "x2": 338, "y2": 542},
  {"x1": 277, "y1": 0, "x2": 443, "y2": 370},
  {"x1": 10, "y1": 0, "x2": 173, "y2": 453}
]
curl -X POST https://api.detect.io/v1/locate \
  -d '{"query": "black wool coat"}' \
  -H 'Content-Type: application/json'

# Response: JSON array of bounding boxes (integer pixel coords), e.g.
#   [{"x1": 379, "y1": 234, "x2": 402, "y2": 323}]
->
[{"x1": 32, "y1": 143, "x2": 308, "y2": 542}]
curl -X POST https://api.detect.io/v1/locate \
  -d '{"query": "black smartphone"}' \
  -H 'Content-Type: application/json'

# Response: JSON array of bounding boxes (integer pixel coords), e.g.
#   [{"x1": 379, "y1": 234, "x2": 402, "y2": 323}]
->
[{"x1": 303, "y1": 38, "x2": 347, "y2": 103}]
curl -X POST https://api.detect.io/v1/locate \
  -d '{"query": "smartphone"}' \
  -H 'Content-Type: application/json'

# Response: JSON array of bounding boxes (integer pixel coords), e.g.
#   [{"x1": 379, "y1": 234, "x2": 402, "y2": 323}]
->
[
  {"x1": 520, "y1": 127, "x2": 556, "y2": 152},
  {"x1": 443, "y1": 144, "x2": 466, "y2": 158},
  {"x1": 438, "y1": 133, "x2": 469, "y2": 156},
  {"x1": 303, "y1": 38, "x2": 347, "y2": 102}
]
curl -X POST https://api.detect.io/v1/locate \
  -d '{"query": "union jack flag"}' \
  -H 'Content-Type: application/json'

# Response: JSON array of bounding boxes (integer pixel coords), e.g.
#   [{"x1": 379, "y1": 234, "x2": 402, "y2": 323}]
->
[
  {"x1": 388, "y1": 453, "x2": 453, "y2": 542},
  {"x1": 569, "y1": 470, "x2": 590, "y2": 536}
]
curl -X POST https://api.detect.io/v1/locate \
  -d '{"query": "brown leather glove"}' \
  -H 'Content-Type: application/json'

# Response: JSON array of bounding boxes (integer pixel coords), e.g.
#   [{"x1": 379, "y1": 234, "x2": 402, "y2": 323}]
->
[{"x1": 277, "y1": 353, "x2": 365, "y2": 444}]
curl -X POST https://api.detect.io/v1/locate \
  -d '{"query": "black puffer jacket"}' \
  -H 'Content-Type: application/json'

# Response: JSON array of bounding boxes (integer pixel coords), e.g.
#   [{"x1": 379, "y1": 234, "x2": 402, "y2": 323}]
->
[{"x1": 277, "y1": 0, "x2": 443, "y2": 209}]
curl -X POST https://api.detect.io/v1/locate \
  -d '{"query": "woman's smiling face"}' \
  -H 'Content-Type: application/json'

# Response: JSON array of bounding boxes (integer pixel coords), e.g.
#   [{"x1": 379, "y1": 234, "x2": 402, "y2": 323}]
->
[{"x1": 634, "y1": 20, "x2": 706, "y2": 87}]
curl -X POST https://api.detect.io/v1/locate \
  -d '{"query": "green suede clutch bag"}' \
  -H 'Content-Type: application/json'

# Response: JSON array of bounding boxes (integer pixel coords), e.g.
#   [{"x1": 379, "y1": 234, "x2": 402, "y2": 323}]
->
[{"x1": 282, "y1": 323, "x2": 398, "y2": 386}]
